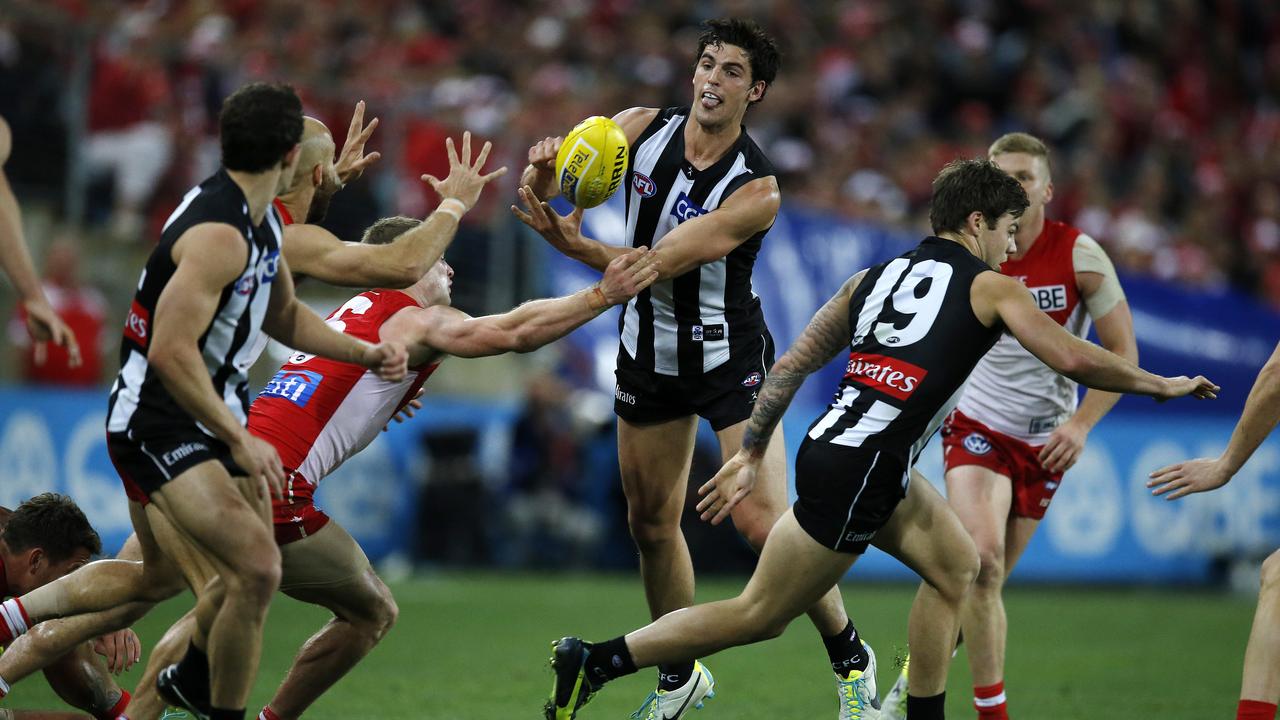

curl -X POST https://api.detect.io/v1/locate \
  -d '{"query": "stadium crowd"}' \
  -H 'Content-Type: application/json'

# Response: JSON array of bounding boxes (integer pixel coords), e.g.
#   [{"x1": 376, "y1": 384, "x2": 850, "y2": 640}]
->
[{"x1": 2, "y1": 0, "x2": 1279, "y2": 306}]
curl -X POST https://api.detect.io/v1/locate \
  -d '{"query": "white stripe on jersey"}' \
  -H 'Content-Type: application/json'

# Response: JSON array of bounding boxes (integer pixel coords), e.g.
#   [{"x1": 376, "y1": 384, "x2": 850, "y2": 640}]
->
[
  {"x1": 809, "y1": 386, "x2": 861, "y2": 440},
  {"x1": 695, "y1": 151, "x2": 751, "y2": 371},
  {"x1": 161, "y1": 185, "x2": 204, "y2": 233},
  {"x1": 621, "y1": 114, "x2": 685, "y2": 359},
  {"x1": 908, "y1": 380, "x2": 967, "y2": 464},
  {"x1": 107, "y1": 351, "x2": 149, "y2": 433},
  {"x1": 828, "y1": 400, "x2": 902, "y2": 449}
]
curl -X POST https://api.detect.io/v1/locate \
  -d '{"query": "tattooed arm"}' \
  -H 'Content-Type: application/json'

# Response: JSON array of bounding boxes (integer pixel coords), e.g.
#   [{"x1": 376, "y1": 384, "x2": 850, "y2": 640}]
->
[{"x1": 696, "y1": 270, "x2": 867, "y2": 524}]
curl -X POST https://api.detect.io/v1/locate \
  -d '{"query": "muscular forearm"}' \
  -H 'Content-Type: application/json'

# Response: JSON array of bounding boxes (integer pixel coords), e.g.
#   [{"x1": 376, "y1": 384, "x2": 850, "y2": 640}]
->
[
  {"x1": 0, "y1": 170, "x2": 43, "y2": 301},
  {"x1": 265, "y1": 301, "x2": 369, "y2": 365},
  {"x1": 1221, "y1": 362, "x2": 1280, "y2": 474},
  {"x1": 1061, "y1": 337, "x2": 1165, "y2": 397},
  {"x1": 495, "y1": 288, "x2": 606, "y2": 353},
  {"x1": 562, "y1": 235, "x2": 627, "y2": 272},
  {"x1": 1072, "y1": 340, "x2": 1137, "y2": 428},
  {"x1": 150, "y1": 345, "x2": 249, "y2": 443}
]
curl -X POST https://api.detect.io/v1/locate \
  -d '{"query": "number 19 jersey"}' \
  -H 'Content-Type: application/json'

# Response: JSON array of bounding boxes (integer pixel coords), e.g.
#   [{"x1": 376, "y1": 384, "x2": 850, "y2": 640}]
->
[{"x1": 807, "y1": 237, "x2": 1001, "y2": 467}]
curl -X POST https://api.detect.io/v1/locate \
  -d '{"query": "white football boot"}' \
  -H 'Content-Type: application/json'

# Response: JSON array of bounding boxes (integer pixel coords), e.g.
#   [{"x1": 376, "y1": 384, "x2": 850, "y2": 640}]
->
[
  {"x1": 630, "y1": 661, "x2": 716, "y2": 720},
  {"x1": 836, "y1": 641, "x2": 881, "y2": 719}
]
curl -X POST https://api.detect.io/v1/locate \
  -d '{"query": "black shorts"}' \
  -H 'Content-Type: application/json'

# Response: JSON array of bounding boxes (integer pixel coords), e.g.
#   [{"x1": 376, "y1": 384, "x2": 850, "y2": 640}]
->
[
  {"x1": 613, "y1": 332, "x2": 775, "y2": 431},
  {"x1": 107, "y1": 429, "x2": 244, "y2": 504},
  {"x1": 792, "y1": 437, "x2": 909, "y2": 554}
]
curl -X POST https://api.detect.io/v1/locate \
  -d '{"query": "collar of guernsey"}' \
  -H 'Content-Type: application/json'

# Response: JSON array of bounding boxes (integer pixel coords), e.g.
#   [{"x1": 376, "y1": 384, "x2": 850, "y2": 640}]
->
[{"x1": 272, "y1": 198, "x2": 295, "y2": 226}]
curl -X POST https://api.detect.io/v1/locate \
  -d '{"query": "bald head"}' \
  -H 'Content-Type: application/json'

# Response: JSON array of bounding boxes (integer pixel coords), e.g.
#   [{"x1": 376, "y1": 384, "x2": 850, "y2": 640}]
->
[{"x1": 291, "y1": 117, "x2": 335, "y2": 188}]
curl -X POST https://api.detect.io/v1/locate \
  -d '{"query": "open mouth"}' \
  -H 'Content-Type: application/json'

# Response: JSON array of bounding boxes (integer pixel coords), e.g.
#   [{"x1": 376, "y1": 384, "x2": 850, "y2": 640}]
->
[{"x1": 700, "y1": 91, "x2": 722, "y2": 109}]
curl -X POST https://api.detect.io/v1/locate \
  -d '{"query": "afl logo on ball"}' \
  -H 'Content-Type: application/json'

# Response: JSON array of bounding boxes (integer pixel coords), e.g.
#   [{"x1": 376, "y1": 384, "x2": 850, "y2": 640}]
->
[
  {"x1": 632, "y1": 172, "x2": 656, "y2": 197},
  {"x1": 963, "y1": 433, "x2": 992, "y2": 456},
  {"x1": 741, "y1": 372, "x2": 762, "y2": 387}
]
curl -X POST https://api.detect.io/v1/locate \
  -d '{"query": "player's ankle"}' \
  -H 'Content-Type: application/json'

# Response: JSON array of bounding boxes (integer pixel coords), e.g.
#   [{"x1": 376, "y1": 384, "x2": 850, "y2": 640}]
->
[
  {"x1": 584, "y1": 636, "x2": 637, "y2": 687},
  {"x1": 975, "y1": 680, "x2": 1008, "y2": 719},
  {"x1": 907, "y1": 692, "x2": 946, "y2": 720},
  {"x1": 258, "y1": 706, "x2": 283, "y2": 720},
  {"x1": 823, "y1": 619, "x2": 868, "y2": 678},
  {"x1": 210, "y1": 707, "x2": 245, "y2": 720},
  {"x1": 1237, "y1": 699, "x2": 1278, "y2": 720}
]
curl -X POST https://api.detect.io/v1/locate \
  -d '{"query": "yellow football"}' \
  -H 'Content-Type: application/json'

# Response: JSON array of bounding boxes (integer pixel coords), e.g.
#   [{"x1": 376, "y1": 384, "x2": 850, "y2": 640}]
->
[{"x1": 555, "y1": 116, "x2": 629, "y2": 209}]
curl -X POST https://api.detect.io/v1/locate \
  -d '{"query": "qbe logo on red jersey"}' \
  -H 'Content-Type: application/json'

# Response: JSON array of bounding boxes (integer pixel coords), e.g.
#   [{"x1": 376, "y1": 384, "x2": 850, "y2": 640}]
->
[
  {"x1": 843, "y1": 352, "x2": 927, "y2": 401},
  {"x1": 1028, "y1": 284, "x2": 1068, "y2": 312},
  {"x1": 123, "y1": 299, "x2": 150, "y2": 347}
]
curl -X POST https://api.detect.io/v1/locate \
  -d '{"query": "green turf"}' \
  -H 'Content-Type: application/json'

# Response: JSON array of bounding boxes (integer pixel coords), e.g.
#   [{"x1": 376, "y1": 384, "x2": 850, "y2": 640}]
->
[{"x1": 3, "y1": 573, "x2": 1258, "y2": 719}]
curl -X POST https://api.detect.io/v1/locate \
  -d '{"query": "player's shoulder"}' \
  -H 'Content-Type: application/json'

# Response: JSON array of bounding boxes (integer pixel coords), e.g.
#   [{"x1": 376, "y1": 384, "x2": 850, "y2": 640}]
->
[
  {"x1": 1042, "y1": 218, "x2": 1084, "y2": 245},
  {"x1": 613, "y1": 107, "x2": 663, "y2": 142}
]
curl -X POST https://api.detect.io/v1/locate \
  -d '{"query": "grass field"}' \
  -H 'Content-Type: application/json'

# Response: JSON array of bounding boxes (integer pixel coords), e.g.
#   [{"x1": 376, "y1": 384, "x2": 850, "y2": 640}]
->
[{"x1": 4, "y1": 573, "x2": 1257, "y2": 719}]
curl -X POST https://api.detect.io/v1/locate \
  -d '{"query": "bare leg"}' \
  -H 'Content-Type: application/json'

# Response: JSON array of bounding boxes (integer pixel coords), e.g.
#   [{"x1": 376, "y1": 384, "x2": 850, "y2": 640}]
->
[
  {"x1": 715, "y1": 421, "x2": 849, "y2": 637},
  {"x1": 266, "y1": 523, "x2": 397, "y2": 720},
  {"x1": 873, "y1": 469, "x2": 980, "y2": 697},
  {"x1": 129, "y1": 608, "x2": 197, "y2": 720},
  {"x1": 40, "y1": 642, "x2": 124, "y2": 718},
  {"x1": 944, "y1": 465, "x2": 1014, "y2": 687},
  {"x1": 625, "y1": 510, "x2": 856, "y2": 667},
  {"x1": 146, "y1": 464, "x2": 281, "y2": 710},
  {"x1": 617, "y1": 416, "x2": 699, "y2": 621},
  {"x1": 1241, "y1": 548, "x2": 1280, "y2": 703}
]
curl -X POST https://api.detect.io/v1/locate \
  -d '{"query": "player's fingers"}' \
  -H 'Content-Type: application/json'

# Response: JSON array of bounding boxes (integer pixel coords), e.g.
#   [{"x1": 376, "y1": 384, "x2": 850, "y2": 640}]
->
[
  {"x1": 461, "y1": 131, "x2": 472, "y2": 165},
  {"x1": 346, "y1": 101, "x2": 363, "y2": 139},
  {"x1": 1148, "y1": 464, "x2": 1180, "y2": 483},
  {"x1": 421, "y1": 173, "x2": 441, "y2": 190},
  {"x1": 64, "y1": 331, "x2": 83, "y2": 368},
  {"x1": 475, "y1": 140, "x2": 492, "y2": 169},
  {"x1": 480, "y1": 165, "x2": 509, "y2": 182},
  {"x1": 358, "y1": 116, "x2": 380, "y2": 144},
  {"x1": 1166, "y1": 484, "x2": 1195, "y2": 501},
  {"x1": 446, "y1": 136, "x2": 458, "y2": 166},
  {"x1": 128, "y1": 632, "x2": 140, "y2": 668},
  {"x1": 357, "y1": 151, "x2": 382, "y2": 169},
  {"x1": 510, "y1": 204, "x2": 534, "y2": 226},
  {"x1": 713, "y1": 488, "x2": 749, "y2": 525},
  {"x1": 570, "y1": 206, "x2": 585, "y2": 224},
  {"x1": 1037, "y1": 439, "x2": 1056, "y2": 463}
]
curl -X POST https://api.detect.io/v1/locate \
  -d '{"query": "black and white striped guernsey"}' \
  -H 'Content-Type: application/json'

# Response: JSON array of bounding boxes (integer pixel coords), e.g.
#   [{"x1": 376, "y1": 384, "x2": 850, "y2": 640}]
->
[
  {"x1": 107, "y1": 169, "x2": 283, "y2": 440},
  {"x1": 620, "y1": 106, "x2": 775, "y2": 377},
  {"x1": 807, "y1": 238, "x2": 1001, "y2": 467}
]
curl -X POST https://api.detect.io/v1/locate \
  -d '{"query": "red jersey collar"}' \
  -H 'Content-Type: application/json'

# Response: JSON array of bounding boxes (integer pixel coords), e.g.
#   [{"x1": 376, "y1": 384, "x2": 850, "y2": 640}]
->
[{"x1": 272, "y1": 198, "x2": 295, "y2": 226}]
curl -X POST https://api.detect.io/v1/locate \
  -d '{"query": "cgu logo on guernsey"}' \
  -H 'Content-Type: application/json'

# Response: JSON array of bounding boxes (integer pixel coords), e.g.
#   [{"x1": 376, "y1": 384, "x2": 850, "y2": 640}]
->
[
  {"x1": 843, "y1": 352, "x2": 927, "y2": 401},
  {"x1": 235, "y1": 250, "x2": 282, "y2": 295},
  {"x1": 671, "y1": 192, "x2": 708, "y2": 223},
  {"x1": 261, "y1": 368, "x2": 323, "y2": 407}
]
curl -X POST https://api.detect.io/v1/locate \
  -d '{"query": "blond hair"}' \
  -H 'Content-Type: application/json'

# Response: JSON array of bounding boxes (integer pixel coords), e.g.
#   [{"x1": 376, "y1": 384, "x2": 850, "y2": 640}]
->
[
  {"x1": 361, "y1": 216, "x2": 421, "y2": 245},
  {"x1": 988, "y1": 132, "x2": 1051, "y2": 174}
]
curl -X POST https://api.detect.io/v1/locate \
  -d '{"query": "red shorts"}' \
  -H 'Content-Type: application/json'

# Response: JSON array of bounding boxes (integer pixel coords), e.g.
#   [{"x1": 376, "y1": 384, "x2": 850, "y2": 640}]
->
[
  {"x1": 271, "y1": 470, "x2": 331, "y2": 546},
  {"x1": 941, "y1": 410, "x2": 1063, "y2": 520}
]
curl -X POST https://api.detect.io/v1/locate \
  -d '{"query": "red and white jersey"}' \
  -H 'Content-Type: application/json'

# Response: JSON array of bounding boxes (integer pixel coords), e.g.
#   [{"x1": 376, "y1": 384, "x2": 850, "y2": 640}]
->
[
  {"x1": 957, "y1": 220, "x2": 1092, "y2": 443},
  {"x1": 248, "y1": 290, "x2": 439, "y2": 493}
]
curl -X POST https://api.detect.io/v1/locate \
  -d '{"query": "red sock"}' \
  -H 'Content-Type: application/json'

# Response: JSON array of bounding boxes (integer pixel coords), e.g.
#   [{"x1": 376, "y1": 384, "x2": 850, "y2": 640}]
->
[
  {"x1": 0, "y1": 597, "x2": 31, "y2": 645},
  {"x1": 974, "y1": 681, "x2": 1008, "y2": 720},
  {"x1": 1238, "y1": 699, "x2": 1278, "y2": 720},
  {"x1": 258, "y1": 706, "x2": 282, "y2": 720},
  {"x1": 96, "y1": 689, "x2": 131, "y2": 720}
]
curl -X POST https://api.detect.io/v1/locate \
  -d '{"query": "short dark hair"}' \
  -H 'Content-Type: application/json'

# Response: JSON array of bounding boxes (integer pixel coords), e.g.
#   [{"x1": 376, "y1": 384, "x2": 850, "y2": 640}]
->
[
  {"x1": 361, "y1": 216, "x2": 421, "y2": 246},
  {"x1": 2, "y1": 493, "x2": 101, "y2": 561},
  {"x1": 219, "y1": 82, "x2": 304, "y2": 173},
  {"x1": 929, "y1": 159, "x2": 1029, "y2": 235},
  {"x1": 696, "y1": 18, "x2": 780, "y2": 104}
]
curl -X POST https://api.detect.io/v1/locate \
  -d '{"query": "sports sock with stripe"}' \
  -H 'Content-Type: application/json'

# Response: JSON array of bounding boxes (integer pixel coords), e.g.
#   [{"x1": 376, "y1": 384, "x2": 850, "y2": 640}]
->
[
  {"x1": 0, "y1": 598, "x2": 31, "y2": 646},
  {"x1": 584, "y1": 636, "x2": 637, "y2": 687},
  {"x1": 823, "y1": 619, "x2": 869, "y2": 678},
  {"x1": 974, "y1": 681, "x2": 1008, "y2": 720},
  {"x1": 1238, "y1": 699, "x2": 1278, "y2": 720}
]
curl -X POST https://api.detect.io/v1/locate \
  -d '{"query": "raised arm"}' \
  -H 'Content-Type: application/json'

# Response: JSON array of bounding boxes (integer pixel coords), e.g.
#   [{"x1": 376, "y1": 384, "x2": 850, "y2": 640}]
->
[
  {"x1": 1149, "y1": 341, "x2": 1280, "y2": 499},
  {"x1": 973, "y1": 271, "x2": 1215, "y2": 400},
  {"x1": 284, "y1": 132, "x2": 506, "y2": 288},
  {"x1": 382, "y1": 248, "x2": 659, "y2": 364},
  {"x1": 697, "y1": 271, "x2": 866, "y2": 524}
]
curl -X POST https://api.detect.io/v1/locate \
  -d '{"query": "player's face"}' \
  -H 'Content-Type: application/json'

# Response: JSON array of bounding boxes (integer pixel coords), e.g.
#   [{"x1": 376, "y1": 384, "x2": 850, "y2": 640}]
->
[
  {"x1": 422, "y1": 258, "x2": 454, "y2": 306},
  {"x1": 305, "y1": 161, "x2": 342, "y2": 224},
  {"x1": 992, "y1": 152, "x2": 1052, "y2": 223},
  {"x1": 691, "y1": 43, "x2": 764, "y2": 128},
  {"x1": 977, "y1": 212, "x2": 1019, "y2": 268}
]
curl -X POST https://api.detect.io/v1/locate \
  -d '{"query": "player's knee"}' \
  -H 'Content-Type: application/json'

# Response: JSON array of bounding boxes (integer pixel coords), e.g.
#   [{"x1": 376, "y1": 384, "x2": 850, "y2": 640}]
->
[
  {"x1": 228, "y1": 547, "x2": 282, "y2": 604},
  {"x1": 935, "y1": 544, "x2": 980, "y2": 603},
  {"x1": 368, "y1": 591, "x2": 399, "y2": 640},
  {"x1": 973, "y1": 546, "x2": 1005, "y2": 591},
  {"x1": 1260, "y1": 550, "x2": 1280, "y2": 596},
  {"x1": 627, "y1": 511, "x2": 681, "y2": 551},
  {"x1": 740, "y1": 601, "x2": 791, "y2": 642}
]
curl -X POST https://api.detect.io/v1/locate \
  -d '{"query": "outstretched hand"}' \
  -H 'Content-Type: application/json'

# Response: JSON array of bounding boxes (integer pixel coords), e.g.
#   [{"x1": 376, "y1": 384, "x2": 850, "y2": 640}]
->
[
  {"x1": 696, "y1": 450, "x2": 761, "y2": 525},
  {"x1": 598, "y1": 247, "x2": 660, "y2": 305},
  {"x1": 421, "y1": 131, "x2": 509, "y2": 212},
  {"x1": 1156, "y1": 375, "x2": 1219, "y2": 402},
  {"x1": 1147, "y1": 457, "x2": 1233, "y2": 500},
  {"x1": 335, "y1": 100, "x2": 381, "y2": 186},
  {"x1": 511, "y1": 184, "x2": 585, "y2": 256}
]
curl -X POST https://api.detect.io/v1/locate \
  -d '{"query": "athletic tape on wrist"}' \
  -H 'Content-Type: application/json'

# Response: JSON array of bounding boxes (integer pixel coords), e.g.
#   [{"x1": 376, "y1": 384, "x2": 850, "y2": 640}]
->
[
  {"x1": 436, "y1": 198, "x2": 467, "y2": 222},
  {"x1": 587, "y1": 286, "x2": 609, "y2": 311}
]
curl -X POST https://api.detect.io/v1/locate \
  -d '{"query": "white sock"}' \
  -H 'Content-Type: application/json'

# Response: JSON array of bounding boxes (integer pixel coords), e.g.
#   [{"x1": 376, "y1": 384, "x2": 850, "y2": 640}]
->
[{"x1": 0, "y1": 598, "x2": 29, "y2": 642}]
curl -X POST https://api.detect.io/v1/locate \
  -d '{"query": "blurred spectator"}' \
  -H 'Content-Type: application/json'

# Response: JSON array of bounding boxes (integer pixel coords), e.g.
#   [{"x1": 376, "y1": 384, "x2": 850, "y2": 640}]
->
[{"x1": 8, "y1": 236, "x2": 106, "y2": 386}]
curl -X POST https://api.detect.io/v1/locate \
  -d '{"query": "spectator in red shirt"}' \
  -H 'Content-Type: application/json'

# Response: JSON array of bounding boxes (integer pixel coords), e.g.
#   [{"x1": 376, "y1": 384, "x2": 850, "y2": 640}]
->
[{"x1": 9, "y1": 238, "x2": 105, "y2": 386}]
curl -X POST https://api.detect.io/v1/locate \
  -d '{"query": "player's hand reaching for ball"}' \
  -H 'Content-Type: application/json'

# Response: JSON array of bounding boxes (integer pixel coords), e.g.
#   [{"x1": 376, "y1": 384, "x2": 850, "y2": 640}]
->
[
  {"x1": 696, "y1": 449, "x2": 761, "y2": 525},
  {"x1": 231, "y1": 432, "x2": 286, "y2": 500},
  {"x1": 598, "y1": 247, "x2": 661, "y2": 305},
  {"x1": 364, "y1": 341, "x2": 409, "y2": 382},
  {"x1": 1147, "y1": 456, "x2": 1233, "y2": 500},
  {"x1": 511, "y1": 185, "x2": 587, "y2": 255},
  {"x1": 421, "y1": 131, "x2": 509, "y2": 213},
  {"x1": 1155, "y1": 375, "x2": 1219, "y2": 402}
]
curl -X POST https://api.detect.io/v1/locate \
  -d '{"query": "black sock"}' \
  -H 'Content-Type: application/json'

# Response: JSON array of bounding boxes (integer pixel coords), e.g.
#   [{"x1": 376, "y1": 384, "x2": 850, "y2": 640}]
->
[
  {"x1": 823, "y1": 619, "x2": 868, "y2": 678},
  {"x1": 657, "y1": 659, "x2": 696, "y2": 692},
  {"x1": 177, "y1": 641, "x2": 211, "y2": 699},
  {"x1": 908, "y1": 692, "x2": 946, "y2": 720},
  {"x1": 583, "y1": 636, "x2": 637, "y2": 687},
  {"x1": 209, "y1": 709, "x2": 244, "y2": 720}
]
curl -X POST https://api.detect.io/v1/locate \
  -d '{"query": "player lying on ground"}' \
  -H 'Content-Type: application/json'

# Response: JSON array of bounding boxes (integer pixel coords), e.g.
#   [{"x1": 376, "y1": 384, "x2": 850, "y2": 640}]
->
[
  {"x1": 543, "y1": 158, "x2": 1217, "y2": 720},
  {"x1": 0, "y1": 82, "x2": 410, "y2": 720},
  {"x1": 0, "y1": 495, "x2": 136, "y2": 720},
  {"x1": 515, "y1": 17, "x2": 874, "y2": 720},
  {"x1": 1149, "y1": 340, "x2": 1280, "y2": 720},
  {"x1": 0, "y1": 127, "x2": 504, "y2": 719}
]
